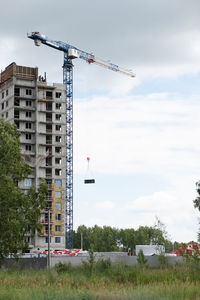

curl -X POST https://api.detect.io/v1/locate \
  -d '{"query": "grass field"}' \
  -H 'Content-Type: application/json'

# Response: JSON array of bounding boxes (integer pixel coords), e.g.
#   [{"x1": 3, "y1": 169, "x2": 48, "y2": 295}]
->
[{"x1": 0, "y1": 259, "x2": 200, "y2": 300}]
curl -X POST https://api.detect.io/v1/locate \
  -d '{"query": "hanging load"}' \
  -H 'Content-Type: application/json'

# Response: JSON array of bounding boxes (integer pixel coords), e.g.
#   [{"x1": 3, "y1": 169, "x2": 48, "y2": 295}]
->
[
  {"x1": 84, "y1": 157, "x2": 95, "y2": 184},
  {"x1": 84, "y1": 179, "x2": 95, "y2": 184}
]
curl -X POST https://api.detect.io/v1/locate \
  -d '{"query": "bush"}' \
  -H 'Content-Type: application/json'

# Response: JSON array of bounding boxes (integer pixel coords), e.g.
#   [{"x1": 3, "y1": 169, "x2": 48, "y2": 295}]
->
[
  {"x1": 82, "y1": 248, "x2": 95, "y2": 275},
  {"x1": 137, "y1": 250, "x2": 147, "y2": 268},
  {"x1": 54, "y1": 262, "x2": 72, "y2": 274}
]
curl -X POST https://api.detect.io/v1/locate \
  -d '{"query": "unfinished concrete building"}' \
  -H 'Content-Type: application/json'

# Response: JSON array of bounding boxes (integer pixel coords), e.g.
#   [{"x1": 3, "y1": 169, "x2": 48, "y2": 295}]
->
[{"x1": 0, "y1": 62, "x2": 66, "y2": 251}]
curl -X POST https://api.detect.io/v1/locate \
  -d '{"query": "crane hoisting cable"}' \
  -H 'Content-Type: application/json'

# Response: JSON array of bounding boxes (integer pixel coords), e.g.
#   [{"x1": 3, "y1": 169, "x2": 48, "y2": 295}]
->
[{"x1": 27, "y1": 31, "x2": 135, "y2": 249}]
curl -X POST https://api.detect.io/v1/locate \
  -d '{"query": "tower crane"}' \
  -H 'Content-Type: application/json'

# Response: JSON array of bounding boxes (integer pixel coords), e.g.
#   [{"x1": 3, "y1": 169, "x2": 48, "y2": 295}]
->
[{"x1": 28, "y1": 32, "x2": 135, "y2": 249}]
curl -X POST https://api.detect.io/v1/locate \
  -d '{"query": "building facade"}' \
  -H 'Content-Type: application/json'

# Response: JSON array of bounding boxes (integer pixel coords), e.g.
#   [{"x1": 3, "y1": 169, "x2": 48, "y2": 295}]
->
[{"x1": 0, "y1": 62, "x2": 66, "y2": 251}]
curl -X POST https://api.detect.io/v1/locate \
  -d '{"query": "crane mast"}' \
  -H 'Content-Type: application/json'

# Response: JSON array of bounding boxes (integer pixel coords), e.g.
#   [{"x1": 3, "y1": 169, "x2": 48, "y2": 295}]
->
[
  {"x1": 63, "y1": 53, "x2": 73, "y2": 249},
  {"x1": 28, "y1": 32, "x2": 135, "y2": 249}
]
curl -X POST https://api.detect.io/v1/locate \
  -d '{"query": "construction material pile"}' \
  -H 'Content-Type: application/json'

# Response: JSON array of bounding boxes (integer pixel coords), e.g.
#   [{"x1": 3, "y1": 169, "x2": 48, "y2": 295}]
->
[{"x1": 39, "y1": 249, "x2": 88, "y2": 256}]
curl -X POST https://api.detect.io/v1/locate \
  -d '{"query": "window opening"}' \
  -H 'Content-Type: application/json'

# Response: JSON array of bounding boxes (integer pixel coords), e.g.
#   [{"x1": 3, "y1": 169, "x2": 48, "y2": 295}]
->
[
  {"x1": 56, "y1": 103, "x2": 61, "y2": 109},
  {"x1": 55, "y1": 147, "x2": 61, "y2": 153},
  {"x1": 56, "y1": 92, "x2": 62, "y2": 98}
]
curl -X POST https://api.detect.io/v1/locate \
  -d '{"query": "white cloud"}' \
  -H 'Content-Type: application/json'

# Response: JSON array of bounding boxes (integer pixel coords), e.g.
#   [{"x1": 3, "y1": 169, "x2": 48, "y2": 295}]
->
[
  {"x1": 125, "y1": 190, "x2": 199, "y2": 242},
  {"x1": 126, "y1": 191, "x2": 178, "y2": 213},
  {"x1": 74, "y1": 93, "x2": 200, "y2": 177}
]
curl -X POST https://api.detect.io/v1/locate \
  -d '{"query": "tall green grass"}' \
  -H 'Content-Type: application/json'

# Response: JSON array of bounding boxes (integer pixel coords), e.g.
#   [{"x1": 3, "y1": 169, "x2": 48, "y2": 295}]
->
[{"x1": 0, "y1": 260, "x2": 200, "y2": 299}]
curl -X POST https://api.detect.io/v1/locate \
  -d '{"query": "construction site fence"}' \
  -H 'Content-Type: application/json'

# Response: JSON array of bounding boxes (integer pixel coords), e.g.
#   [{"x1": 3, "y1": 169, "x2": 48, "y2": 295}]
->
[
  {"x1": 2, "y1": 254, "x2": 184, "y2": 269},
  {"x1": 50, "y1": 254, "x2": 184, "y2": 268}
]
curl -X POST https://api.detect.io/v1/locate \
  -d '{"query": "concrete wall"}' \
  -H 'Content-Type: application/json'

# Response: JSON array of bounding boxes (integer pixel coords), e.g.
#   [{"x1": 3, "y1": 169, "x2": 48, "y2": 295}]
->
[
  {"x1": 1, "y1": 254, "x2": 184, "y2": 269},
  {"x1": 50, "y1": 255, "x2": 184, "y2": 268},
  {"x1": 2, "y1": 258, "x2": 47, "y2": 270}
]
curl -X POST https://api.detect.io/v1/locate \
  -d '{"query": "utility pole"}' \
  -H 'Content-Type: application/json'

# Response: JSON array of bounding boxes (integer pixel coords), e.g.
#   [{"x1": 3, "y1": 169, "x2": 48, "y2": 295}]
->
[
  {"x1": 81, "y1": 232, "x2": 83, "y2": 250},
  {"x1": 47, "y1": 209, "x2": 50, "y2": 267}
]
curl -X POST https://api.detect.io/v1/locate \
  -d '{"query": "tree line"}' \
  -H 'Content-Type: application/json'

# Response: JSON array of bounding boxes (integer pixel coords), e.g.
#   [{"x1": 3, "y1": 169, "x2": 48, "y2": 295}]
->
[{"x1": 73, "y1": 224, "x2": 181, "y2": 253}]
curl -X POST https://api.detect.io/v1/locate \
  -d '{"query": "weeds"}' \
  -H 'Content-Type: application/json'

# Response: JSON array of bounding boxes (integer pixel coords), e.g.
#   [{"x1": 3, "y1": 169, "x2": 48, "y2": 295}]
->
[
  {"x1": 1, "y1": 260, "x2": 200, "y2": 299},
  {"x1": 158, "y1": 252, "x2": 168, "y2": 269}
]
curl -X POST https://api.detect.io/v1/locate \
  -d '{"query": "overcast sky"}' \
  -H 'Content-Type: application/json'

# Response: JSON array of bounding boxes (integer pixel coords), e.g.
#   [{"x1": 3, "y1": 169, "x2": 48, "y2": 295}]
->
[{"x1": 1, "y1": 0, "x2": 200, "y2": 243}]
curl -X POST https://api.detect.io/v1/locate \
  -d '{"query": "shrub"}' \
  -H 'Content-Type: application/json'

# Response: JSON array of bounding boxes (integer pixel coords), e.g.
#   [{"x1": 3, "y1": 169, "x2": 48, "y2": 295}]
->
[
  {"x1": 137, "y1": 250, "x2": 147, "y2": 268},
  {"x1": 54, "y1": 262, "x2": 72, "y2": 274},
  {"x1": 82, "y1": 248, "x2": 95, "y2": 275}
]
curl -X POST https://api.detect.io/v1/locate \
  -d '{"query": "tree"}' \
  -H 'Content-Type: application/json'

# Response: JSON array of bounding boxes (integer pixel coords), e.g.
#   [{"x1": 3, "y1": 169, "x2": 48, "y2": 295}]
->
[
  {"x1": 119, "y1": 228, "x2": 136, "y2": 251},
  {"x1": 193, "y1": 181, "x2": 200, "y2": 242},
  {"x1": 0, "y1": 119, "x2": 47, "y2": 262},
  {"x1": 74, "y1": 225, "x2": 119, "y2": 252},
  {"x1": 73, "y1": 225, "x2": 93, "y2": 250},
  {"x1": 194, "y1": 181, "x2": 200, "y2": 211}
]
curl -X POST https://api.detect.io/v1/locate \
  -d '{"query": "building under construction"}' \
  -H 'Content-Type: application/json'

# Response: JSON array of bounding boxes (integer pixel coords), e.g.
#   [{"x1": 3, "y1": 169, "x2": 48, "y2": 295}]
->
[{"x1": 0, "y1": 62, "x2": 66, "y2": 251}]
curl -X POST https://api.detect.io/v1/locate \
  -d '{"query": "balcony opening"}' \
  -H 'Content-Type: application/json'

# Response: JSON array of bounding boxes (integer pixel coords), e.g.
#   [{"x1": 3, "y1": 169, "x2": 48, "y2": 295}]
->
[
  {"x1": 14, "y1": 110, "x2": 19, "y2": 119},
  {"x1": 45, "y1": 179, "x2": 52, "y2": 190},
  {"x1": 46, "y1": 102, "x2": 52, "y2": 111},
  {"x1": 14, "y1": 98, "x2": 20, "y2": 106},
  {"x1": 47, "y1": 202, "x2": 52, "y2": 210},
  {"x1": 46, "y1": 113, "x2": 52, "y2": 122},
  {"x1": 46, "y1": 146, "x2": 52, "y2": 156},
  {"x1": 45, "y1": 224, "x2": 52, "y2": 235},
  {"x1": 14, "y1": 120, "x2": 19, "y2": 128},
  {"x1": 46, "y1": 91, "x2": 52, "y2": 99},
  {"x1": 46, "y1": 124, "x2": 52, "y2": 133},
  {"x1": 46, "y1": 168, "x2": 52, "y2": 178},
  {"x1": 46, "y1": 135, "x2": 52, "y2": 144},
  {"x1": 14, "y1": 87, "x2": 20, "y2": 96},
  {"x1": 46, "y1": 157, "x2": 52, "y2": 167},
  {"x1": 44, "y1": 212, "x2": 52, "y2": 223}
]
